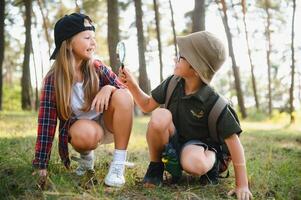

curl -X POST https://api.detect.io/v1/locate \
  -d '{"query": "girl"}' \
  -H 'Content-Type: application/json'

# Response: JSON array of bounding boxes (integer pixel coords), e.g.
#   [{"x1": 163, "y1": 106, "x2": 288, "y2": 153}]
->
[
  {"x1": 33, "y1": 13, "x2": 134, "y2": 188},
  {"x1": 119, "y1": 31, "x2": 252, "y2": 200}
]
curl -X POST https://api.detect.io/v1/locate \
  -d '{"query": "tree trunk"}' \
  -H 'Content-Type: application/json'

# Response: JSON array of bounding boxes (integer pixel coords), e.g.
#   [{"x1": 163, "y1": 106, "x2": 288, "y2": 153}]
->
[
  {"x1": 153, "y1": 0, "x2": 163, "y2": 82},
  {"x1": 289, "y1": 0, "x2": 296, "y2": 124},
  {"x1": 168, "y1": 0, "x2": 177, "y2": 57},
  {"x1": 230, "y1": 0, "x2": 241, "y2": 34},
  {"x1": 218, "y1": 0, "x2": 247, "y2": 118},
  {"x1": 264, "y1": 0, "x2": 272, "y2": 117},
  {"x1": 192, "y1": 0, "x2": 205, "y2": 32},
  {"x1": 107, "y1": 0, "x2": 120, "y2": 73},
  {"x1": 31, "y1": 38, "x2": 39, "y2": 111},
  {"x1": 134, "y1": 0, "x2": 150, "y2": 94},
  {"x1": 37, "y1": 0, "x2": 51, "y2": 57},
  {"x1": 295, "y1": 70, "x2": 301, "y2": 107},
  {"x1": 31, "y1": 7, "x2": 39, "y2": 111},
  {"x1": 0, "y1": 0, "x2": 4, "y2": 110},
  {"x1": 22, "y1": 0, "x2": 33, "y2": 110},
  {"x1": 241, "y1": 0, "x2": 259, "y2": 110}
]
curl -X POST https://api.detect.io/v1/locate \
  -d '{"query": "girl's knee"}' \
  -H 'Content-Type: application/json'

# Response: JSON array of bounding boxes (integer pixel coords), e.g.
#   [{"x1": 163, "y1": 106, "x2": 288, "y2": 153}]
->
[
  {"x1": 69, "y1": 120, "x2": 103, "y2": 151},
  {"x1": 71, "y1": 133, "x2": 102, "y2": 151},
  {"x1": 111, "y1": 89, "x2": 134, "y2": 108}
]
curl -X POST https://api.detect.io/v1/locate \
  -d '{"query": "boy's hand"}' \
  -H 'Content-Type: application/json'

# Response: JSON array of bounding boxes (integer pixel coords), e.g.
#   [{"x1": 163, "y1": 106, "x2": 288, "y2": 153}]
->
[
  {"x1": 118, "y1": 67, "x2": 138, "y2": 90},
  {"x1": 228, "y1": 187, "x2": 253, "y2": 200}
]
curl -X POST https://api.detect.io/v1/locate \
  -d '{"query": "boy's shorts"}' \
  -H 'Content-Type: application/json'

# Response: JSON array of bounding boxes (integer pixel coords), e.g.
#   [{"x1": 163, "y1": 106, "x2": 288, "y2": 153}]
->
[{"x1": 169, "y1": 131, "x2": 217, "y2": 160}]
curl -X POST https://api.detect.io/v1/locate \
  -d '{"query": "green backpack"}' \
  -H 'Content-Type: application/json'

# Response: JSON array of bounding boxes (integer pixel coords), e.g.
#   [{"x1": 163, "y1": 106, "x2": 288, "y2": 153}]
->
[{"x1": 163, "y1": 75, "x2": 236, "y2": 177}]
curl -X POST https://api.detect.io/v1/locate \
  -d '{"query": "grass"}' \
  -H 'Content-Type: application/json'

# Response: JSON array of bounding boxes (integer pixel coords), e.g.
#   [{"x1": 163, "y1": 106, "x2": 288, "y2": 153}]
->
[{"x1": 0, "y1": 111, "x2": 300, "y2": 200}]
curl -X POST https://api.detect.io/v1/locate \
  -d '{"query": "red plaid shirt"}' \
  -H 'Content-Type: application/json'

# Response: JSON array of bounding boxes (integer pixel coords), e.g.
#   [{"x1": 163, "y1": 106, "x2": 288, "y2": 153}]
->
[{"x1": 32, "y1": 60, "x2": 124, "y2": 169}]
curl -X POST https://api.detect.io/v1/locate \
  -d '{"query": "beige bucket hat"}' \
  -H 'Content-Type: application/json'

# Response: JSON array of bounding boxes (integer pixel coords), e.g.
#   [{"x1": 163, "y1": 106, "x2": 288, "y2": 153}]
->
[{"x1": 177, "y1": 31, "x2": 227, "y2": 84}]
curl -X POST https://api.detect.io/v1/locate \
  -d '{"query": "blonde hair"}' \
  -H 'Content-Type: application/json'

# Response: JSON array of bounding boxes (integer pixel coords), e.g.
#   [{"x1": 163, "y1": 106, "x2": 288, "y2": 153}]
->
[{"x1": 48, "y1": 39, "x2": 99, "y2": 120}]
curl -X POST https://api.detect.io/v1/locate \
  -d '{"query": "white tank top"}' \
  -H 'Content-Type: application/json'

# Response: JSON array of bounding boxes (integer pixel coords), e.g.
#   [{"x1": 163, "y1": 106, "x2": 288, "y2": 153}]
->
[{"x1": 71, "y1": 81, "x2": 100, "y2": 119}]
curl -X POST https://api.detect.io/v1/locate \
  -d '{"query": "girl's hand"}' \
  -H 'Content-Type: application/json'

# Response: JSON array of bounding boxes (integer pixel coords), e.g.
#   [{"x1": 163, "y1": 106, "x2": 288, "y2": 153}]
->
[
  {"x1": 228, "y1": 186, "x2": 253, "y2": 200},
  {"x1": 91, "y1": 85, "x2": 116, "y2": 113},
  {"x1": 39, "y1": 169, "x2": 47, "y2": 176},
  {"x1": 32, "y1": 169, "x2": 47, "y2": 190},
  {"x1": 118, "y1": 67, "x2": 138, "y2": 90}
]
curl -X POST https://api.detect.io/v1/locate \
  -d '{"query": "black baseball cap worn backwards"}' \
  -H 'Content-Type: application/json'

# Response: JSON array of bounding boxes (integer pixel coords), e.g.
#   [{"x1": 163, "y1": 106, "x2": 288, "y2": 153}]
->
[{"x1": 50, "y1": 13, "x2": 95, "y2": 60}]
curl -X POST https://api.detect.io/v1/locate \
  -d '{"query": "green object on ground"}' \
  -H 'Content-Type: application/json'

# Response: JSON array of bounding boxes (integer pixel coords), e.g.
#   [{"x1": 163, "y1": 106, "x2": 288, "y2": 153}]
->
[{"x1": 162, "y1": 143, "x2": 182, "y2": 182}]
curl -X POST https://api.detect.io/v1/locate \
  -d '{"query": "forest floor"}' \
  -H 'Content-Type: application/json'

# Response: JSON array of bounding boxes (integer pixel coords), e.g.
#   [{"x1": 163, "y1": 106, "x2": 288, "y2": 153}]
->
[{"x1": 0, "y1": 111, "x2": 300, "y2": 200}]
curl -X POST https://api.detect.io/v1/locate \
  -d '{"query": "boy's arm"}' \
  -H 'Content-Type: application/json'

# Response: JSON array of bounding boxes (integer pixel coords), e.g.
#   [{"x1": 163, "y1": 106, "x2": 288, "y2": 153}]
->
[
  {"x1": 119, "y1": 67, "x2": 159, "y2": 113},
  {"x1": 225, "y1": 134, "x2": 253, "y2": 200},
  {"x1": 128, "y1": 83, "x2": 159, "y2": 113}
]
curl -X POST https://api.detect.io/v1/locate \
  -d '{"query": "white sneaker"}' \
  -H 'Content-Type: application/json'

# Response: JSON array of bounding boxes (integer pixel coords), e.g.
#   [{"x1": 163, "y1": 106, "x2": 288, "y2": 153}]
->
[
  {"x1": 104, "y1": 161, "x2": 135, "y2": 187},
  {"x1": 73, "y1": 151, "x2": 95, "y2": 176}
]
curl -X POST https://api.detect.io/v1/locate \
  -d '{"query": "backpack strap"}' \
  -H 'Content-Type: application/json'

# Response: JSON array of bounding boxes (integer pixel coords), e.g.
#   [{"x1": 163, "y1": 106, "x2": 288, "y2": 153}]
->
[
  {"x1": 164, "y1": 75, "x2": 181, "y2": 108},
  {"x1": 208, "y1": 96, "x2": 228, "y2": 143}
]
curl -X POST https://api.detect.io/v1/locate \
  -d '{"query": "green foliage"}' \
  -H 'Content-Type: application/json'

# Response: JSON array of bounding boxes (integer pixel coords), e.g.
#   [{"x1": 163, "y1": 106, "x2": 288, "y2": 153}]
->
[
  {"x1": 245, "y1": 108, "x2": 301, "y2": 124},
  {"x1": 0, "y1": 112, "x2": 300, "y2": 199},
  {"x1": 269, "y1": 110, "x2": 291, "y2": 124},
  {"x1": 2, "y1": 83, "x2": 22, "y2": 111},
  {"x1": 245, "y1": 108, "x2": 268, "y2": 121}
]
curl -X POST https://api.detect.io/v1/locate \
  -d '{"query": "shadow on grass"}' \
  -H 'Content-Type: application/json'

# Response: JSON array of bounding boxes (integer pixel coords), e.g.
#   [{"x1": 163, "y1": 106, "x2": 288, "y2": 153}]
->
[
  {"x1": 0, "y1": 136, "x2": 233, "y2": 200},
  {"x1": 0, "y1": 136, "x2": 42, "y2": 199},
  {"x1": 0, "y1": 113, "x2": 301, "y2": 199}
]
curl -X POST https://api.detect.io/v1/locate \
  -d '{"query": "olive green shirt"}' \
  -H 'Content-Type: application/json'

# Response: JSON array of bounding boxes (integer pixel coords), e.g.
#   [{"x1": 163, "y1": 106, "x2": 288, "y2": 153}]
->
[{"x1": 151, "y1": 76, "x2": 242, "y2": 144}]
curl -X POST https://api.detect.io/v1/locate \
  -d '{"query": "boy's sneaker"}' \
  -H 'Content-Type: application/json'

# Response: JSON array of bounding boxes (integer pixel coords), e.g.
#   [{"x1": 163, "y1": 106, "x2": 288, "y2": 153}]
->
[
  {"x1": 143, "y1": 162, "x2": 164, "y2": 187},
  {"x1": 104, "y1": 161, "x2": 134, "y2": 187},
  {"x1": 73, "y1": 151, "x2": 95, "y2": 176},
  {"x1": 199, "y1": 155, "x2": 219, "y2": 185}
]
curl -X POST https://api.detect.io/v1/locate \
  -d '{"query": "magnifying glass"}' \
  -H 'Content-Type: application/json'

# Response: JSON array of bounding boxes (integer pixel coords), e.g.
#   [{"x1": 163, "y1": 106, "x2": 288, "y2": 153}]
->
[{"x1": 116, "y1": 41, "x2": 126, "y2": 69}]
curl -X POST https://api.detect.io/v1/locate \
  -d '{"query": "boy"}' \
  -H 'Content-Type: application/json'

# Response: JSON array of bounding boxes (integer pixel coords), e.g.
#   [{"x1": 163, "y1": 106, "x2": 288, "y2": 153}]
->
[{"x1": 119, "y1": 31, "x2": 252, "y2": 199}]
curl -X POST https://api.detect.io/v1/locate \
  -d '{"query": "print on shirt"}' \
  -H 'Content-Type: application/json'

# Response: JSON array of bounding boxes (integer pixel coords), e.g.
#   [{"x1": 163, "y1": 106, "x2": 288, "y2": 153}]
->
[{"x1": 190, "y1": 109, "x2": 204, "y2": 119}]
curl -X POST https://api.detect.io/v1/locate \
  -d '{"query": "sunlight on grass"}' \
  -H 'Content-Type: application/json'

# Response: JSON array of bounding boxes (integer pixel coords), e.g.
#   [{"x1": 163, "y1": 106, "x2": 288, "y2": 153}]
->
[
  {"x1": 242, "y1": 111, "x2": 301, "y2": 132},
  {"x1": 0, "y1": 111, "x2": 300, "y2": 199},
  {"x1": 0, "y1": 111, "x2": 38, "y2": 138}
]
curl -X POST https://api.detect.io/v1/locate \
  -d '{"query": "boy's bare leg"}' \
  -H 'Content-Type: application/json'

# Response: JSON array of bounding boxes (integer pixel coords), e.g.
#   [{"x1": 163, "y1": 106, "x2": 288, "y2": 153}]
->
[
  {"x1": 146, "y1": 108, "x2": 175, "y2": 161},
  {"x1": 143, "y1": 108, "x2": 175, "y2": 187},
  {"x1": 181, "y1": 145, "x2": 216, "y2": 176}
]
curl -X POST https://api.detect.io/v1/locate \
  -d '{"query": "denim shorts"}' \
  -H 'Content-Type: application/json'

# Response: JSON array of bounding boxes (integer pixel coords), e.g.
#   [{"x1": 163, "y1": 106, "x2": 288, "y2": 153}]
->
[{"x1": 68, "y1": 115, "x2": 114, "y2": 144}]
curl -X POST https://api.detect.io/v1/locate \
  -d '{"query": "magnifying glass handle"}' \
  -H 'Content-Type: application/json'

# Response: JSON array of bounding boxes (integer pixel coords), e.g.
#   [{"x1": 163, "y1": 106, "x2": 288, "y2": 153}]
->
[{"x1": 121, "y1": 63, "x2": 124, "y2": 69}]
